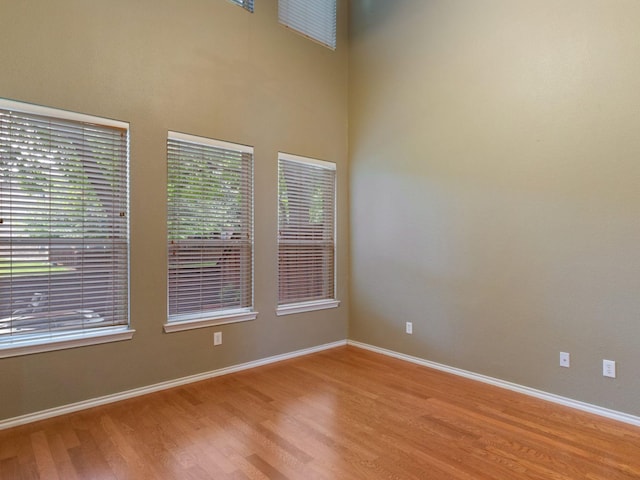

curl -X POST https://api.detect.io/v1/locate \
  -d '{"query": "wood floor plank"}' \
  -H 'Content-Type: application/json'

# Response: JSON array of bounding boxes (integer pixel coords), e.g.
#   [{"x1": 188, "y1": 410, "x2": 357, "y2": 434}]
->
[
  {"x1": 0, "y1": 457, "x2": 20, "y2": 480},
  {"x1": 1, "y1": 346, "x2": 639, "y2": 479},
  {"x1": 45, "y1": 432, "x2": 78, "y2": 480},
  {"x1": 29, "y1": 431, "x2": 59, "y2": 480}
]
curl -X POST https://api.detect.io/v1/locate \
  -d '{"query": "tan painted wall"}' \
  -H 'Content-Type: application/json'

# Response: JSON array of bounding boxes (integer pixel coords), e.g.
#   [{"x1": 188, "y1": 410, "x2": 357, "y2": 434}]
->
[
  {"x1": 0, "y1": 0, "x2": 349, "y2": 420},
  {"x1": 349, "y1": 0, "x2": 640, "y2": 415}
]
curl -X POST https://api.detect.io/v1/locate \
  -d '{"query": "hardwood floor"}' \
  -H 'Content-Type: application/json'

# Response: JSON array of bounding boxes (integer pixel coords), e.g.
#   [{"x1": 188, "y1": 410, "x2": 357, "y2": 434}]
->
[{"x1": 1, "y1": 346, "x2": 639, "y2": 479}]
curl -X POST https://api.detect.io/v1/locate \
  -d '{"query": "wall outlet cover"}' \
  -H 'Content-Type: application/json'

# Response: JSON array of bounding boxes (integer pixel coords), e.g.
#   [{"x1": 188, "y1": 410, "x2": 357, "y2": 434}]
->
[{"x1": 603, "y1": 359, "x2": 616, "y2": 378}]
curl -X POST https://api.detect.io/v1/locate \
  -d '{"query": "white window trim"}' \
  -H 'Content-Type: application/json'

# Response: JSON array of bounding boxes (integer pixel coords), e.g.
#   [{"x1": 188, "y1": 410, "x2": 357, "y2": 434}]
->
[
  {"x1": 0, "y1": 327, "x2": 135, "y2": 359},
  {"x1": 276, "y1": 299, "x2": 340, "y2": 316},
  {"x1": 0, "y1": 98, "x2": 128, "y2": 129},
  {"x1": 168, "y1": 131, "x2": 253, "y2": 153},
  {"x1": 163, "y1": 310, "x2": 258, "y2": 333},
  {"x1": 279, "y1": 152, "x2": 336, "y2": 170}
]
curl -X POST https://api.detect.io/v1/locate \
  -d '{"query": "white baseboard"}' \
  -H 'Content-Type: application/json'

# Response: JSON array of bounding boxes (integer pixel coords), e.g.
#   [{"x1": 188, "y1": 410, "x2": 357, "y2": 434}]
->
[
  {"x1": 348, "y1": 340, "x2": 640, "y2": 428},
  {"x1": 4, "y1": 338, "x2": 639, "y2": 431},
  {"x1": 0, "y1": 340, "x2": 347, "y2": 431}
]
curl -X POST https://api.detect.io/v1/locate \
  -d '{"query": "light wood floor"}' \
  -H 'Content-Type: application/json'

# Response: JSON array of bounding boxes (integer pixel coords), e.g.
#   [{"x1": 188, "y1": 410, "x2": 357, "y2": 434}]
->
[{"x1": 1, "y1": 346, "x2": 639, "y2": 479}]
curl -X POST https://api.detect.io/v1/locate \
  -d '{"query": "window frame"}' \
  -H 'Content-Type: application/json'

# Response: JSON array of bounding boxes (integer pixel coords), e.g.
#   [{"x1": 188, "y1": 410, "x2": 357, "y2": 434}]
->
[
  {"x1": 276, "y1": 152, "x2": 339, "y2": 316},
  {"x1": 164, "y1": 131, "x2": 257, "y2": 333},
  {"x1": 0, "y1": 98, "x2": 133, "y2": 358}
]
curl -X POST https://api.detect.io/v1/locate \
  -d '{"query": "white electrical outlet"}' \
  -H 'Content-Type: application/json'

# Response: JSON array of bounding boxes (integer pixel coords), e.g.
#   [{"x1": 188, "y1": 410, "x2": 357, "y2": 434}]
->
[
  {"x1": 405, "y1": 322, "x2": 413, "y2": 335},
  {"x1": 214, "y1": 331, "x2": 222, "y2": 346},
  {"x1": 603, "y1": 359, "x2": 616, "y2": 378},
  {"x1": 559, "y1": 352, "x2": 570, "y2": 368}
]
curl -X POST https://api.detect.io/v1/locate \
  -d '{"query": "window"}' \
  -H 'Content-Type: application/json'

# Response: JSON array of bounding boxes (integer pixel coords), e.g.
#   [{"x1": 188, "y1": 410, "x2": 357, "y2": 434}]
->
[
  {"x1": 277, "y1": 153, "x2": 338, "y2": 314},
  {"x1": 0, "y1": 99, "x2": 131, "y2": 357},
  {"x1": 229, "y1": 0, "x2": 254, "y2": 13},
  {"x1": 278, "y1": 0, "x2": 337, "y2": 50},
  {"x1": 166, "y1": 132, "x2": 255, "y2": 332}
]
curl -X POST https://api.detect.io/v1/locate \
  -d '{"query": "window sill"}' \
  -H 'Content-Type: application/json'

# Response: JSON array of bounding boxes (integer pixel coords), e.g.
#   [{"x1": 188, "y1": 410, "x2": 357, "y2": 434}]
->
[
  {"x1": 276, "y1": 299, "x2": 340, "y2": 316},
  {"x1": 164, "y1": 310, "x2": 258, "y2": 333},
  {"x1": 0, "y1": 327, "x2": 135, "y2": 359}
]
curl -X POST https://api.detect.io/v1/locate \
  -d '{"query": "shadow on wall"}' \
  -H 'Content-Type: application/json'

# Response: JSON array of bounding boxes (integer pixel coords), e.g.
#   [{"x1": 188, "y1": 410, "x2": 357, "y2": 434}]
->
[{"x1": 350, "y1": 0, "x2": 409, "y2": 39}]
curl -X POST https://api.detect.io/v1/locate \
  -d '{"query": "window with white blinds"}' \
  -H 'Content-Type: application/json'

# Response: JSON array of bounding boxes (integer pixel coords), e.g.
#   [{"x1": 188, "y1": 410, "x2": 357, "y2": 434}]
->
[
  {"x1": 229, "y1": 0, "x2": 254, "y2": 12},
  {"x1": 167, "y1": 132, "x2": 254, "y2": 328},
  {"x1": 0, "y1": 100, "x2": 130, "y2": 348},
  {"x1": 278, "y1": 153, "x2": 337, "y2": 312},
  {"x1": 278, "y1": 0, "x2": 337, "y2": 50}
]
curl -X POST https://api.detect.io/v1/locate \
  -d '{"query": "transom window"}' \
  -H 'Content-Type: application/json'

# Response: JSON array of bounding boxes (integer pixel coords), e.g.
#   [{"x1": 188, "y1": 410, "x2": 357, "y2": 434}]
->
[
  {"x1": 278, "y1": 0, "x2": 337, "y2": 50},
  {"x1": 229, "y1": 0, "x2": 254, "y2": 13}
]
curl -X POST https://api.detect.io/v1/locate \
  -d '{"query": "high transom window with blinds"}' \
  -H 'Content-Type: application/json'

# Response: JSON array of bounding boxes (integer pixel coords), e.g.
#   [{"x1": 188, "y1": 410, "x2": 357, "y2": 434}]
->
[
  {"x1": 0, "y1": 99, "x2": 131, "y2": 356},
  {"x1": 229, "y1": 0, "x2": 253, "y2": 13},
  {"x1": 277, "y1": 153, "x2": 339, "y2": 314},
  {"x1": 166, "y1": 132, "x2": 255, "y2": 331},
  {"x1": 278, "y1": 0, "x2": 337, "y2": 50}
]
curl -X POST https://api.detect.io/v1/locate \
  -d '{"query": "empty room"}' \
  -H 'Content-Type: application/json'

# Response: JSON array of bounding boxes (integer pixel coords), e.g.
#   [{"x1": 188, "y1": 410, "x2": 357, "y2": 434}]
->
[{"x1": 1, "y1": 0, "x2": 639, "y2": 478}]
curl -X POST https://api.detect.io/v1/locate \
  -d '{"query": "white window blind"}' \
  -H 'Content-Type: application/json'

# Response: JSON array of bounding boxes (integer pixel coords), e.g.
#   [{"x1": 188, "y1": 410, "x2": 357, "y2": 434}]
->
[
  {"x1": 167, "y1": 132, "x2": 253, "y2": 323},
  {"x1": 229, "y1": 0, "x2": 254, "y2": 12},
  {"x1": 278, "y1": 0, "x2": 337, "y2": 50},
  {"x1": 0, "y1": 100, "x2": 129, "y2": 343},
  {"x1": 278, "y1": 153, "x2": 336, "y2": 306}
]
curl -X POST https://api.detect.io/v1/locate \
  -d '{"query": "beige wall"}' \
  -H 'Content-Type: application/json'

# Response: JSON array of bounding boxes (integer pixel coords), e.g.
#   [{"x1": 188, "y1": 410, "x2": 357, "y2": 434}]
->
[
  {"x1": 349, "y1": 0, "x2": 640, "y2": 415},
  {"x1": 0, "y1": 0, "x2": 349, "y2": 420},
  {"x1": 3, "y1": 0, "x2": 639, "y2": 423}
]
